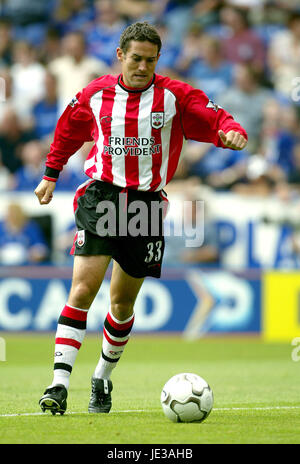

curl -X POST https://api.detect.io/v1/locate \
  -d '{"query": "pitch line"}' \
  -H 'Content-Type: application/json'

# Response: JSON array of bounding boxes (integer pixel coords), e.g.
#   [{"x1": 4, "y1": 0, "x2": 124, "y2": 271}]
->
[
  {"x1": 215, "y1": 405, "x2": 300, "y2": 411},
  {"x1": 0, "y1": 409, "x2": 148, "y2": 417},
  {"x1": 1, "y1": 405, "x2": 300, "y2": 418}
]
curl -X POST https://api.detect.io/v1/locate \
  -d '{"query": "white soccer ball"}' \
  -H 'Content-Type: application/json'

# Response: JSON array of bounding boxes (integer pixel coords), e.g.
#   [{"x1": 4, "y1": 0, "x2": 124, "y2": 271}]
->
[{"x1": 160, "y1": 373, "x2": 213, "y2": 423}]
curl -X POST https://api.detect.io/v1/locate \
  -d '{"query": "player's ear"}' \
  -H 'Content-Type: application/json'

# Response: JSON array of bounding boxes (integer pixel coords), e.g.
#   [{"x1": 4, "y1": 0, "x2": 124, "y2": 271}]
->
[{"x1": 116, "y1": 47, "x2": 124, "y2": 62}]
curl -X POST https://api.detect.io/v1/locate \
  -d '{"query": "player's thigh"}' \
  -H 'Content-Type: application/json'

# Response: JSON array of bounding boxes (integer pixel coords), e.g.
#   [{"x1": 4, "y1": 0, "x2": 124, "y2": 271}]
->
[
  {"x1": 110, "y1": 260, "x2": 144, "y2": 320},
  {"x1": 68, "y1": 255, "x2": 112, "y2": 308}
]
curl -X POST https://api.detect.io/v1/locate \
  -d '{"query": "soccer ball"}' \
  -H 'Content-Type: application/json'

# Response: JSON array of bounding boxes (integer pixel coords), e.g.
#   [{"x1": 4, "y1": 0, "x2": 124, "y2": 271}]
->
[{"x1": 160, "y1": 373, "x2": 213, "y2": 423}]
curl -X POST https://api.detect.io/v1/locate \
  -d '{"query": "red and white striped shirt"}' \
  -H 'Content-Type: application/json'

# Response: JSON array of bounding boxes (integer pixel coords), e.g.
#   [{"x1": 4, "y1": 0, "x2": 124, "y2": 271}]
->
[{"x1": 44, "y1": 74, "x2": 247, "y2": 191}]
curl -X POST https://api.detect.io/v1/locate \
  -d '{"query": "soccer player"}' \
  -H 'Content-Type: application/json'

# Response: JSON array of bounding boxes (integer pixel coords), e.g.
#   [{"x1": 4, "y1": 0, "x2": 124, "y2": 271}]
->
[{"x1": 35, "y1": 22, "x2": 247, "y2": 415}]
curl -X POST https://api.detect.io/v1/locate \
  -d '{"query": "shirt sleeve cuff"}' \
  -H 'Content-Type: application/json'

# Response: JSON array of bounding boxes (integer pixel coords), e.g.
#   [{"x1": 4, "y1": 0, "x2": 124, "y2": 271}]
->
[{"x1": 43, "y1": 166, "x2": 60, "y2": 182}]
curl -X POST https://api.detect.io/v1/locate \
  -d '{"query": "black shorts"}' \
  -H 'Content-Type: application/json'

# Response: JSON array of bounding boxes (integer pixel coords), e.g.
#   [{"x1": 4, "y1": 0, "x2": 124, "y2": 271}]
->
[{"x1": 71, "y1": 180, "x2": 168, "y2": 278}]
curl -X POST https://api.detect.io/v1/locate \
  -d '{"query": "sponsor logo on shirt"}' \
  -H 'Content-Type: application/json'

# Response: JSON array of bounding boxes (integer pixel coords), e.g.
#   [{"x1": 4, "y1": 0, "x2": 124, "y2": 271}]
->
[
  {"x1": 100, "y1": 115, "x2": 113, "y2": 123},
  {"x1": 103, "y1": 136, "x2": 161, "y2": 156}
]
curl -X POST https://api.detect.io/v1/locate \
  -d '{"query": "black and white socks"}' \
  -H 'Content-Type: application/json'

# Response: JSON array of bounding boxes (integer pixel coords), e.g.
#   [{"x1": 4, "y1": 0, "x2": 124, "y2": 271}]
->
[
  {"x1": 50, "y1": 305, "x2": 134, "y2": 388},
  {"x1": 94, "y1": 310, "x2": 135, "y2": 380},
  {"x1": 51, "y1": 304, "x2": 88, "y2": 389}
]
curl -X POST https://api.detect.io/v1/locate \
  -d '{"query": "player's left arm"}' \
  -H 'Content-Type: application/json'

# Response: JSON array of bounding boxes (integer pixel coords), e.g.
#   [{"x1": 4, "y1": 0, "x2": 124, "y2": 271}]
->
[{"x1": 180, "y1": 87, "x2": 248, "y2": 150}]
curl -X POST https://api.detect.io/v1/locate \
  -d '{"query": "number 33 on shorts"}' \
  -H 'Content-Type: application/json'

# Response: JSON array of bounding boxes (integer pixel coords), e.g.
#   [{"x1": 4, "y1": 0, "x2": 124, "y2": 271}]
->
[{"x1": 144, "y1": 240, "x2": 163, "y2": 263}]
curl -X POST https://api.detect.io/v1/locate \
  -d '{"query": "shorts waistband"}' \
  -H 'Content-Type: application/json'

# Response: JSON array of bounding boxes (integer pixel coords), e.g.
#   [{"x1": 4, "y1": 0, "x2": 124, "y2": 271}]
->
[{"x1": 94, "y1": 181, "x2": 162, "y2": 199}]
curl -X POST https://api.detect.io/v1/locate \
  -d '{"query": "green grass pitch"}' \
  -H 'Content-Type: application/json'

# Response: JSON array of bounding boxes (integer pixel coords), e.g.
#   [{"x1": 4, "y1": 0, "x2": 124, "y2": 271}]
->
[{"x1": 1, "y1": 333, "x2": 300, "y2": 444}]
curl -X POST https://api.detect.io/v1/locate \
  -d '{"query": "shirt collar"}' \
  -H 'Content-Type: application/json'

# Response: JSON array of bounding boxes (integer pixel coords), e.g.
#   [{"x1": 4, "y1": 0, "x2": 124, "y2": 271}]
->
[{"x1": 118, "y1": 74, "x2": 155, "y2": 93}]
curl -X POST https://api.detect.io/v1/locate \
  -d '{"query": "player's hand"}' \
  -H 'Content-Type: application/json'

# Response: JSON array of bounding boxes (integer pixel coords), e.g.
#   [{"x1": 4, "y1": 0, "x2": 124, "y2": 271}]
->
[
  {"x1": 218, "y1": 130, "x2": 247, "y2": 150},
  {"x1": 34, "y1": 179, "x2": 56, "y2": 205}
]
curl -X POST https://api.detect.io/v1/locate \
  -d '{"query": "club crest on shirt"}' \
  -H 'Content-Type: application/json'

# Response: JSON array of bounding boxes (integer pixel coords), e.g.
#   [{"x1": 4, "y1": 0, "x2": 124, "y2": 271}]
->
[
  {"x1": 77, "y1": 230, "x2": 85, "y2": 247},
  {"x1": 151, "y1": 112, "x2": 164, "y2": 129}
]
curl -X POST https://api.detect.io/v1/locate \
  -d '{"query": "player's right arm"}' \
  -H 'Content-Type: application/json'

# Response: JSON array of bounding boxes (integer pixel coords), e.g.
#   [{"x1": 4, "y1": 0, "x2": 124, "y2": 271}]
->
[
  {"x1": 34, "y1": 88, "x2": 94, "y2": 205},
  {"x1": 44, "y1": 91, "x2": 94, "y2": 176}
]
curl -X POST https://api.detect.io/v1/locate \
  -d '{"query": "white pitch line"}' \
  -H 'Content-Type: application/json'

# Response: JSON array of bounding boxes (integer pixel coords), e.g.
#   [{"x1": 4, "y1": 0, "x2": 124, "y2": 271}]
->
[
  {"x1": 1, "y1": 405, "x2": 300, "y2": 418},
  {"x1": 214, "y1": 405, "x2": 300, "y2": 412},
  {"x1": 0, "y1": 409, "x2": 149, "y2": 417}
]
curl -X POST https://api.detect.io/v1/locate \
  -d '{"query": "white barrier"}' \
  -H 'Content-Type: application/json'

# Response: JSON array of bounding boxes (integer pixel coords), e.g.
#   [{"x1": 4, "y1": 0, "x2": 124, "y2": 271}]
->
[{"x1": 0, "y1": 190, "x2": 299, "y2": 269}]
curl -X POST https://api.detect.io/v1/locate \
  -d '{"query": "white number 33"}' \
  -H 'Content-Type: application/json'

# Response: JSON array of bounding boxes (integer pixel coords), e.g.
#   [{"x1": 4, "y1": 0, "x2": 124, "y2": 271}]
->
[{"x1": 144, "y1": 241, "x2": 162, "y2": 263}]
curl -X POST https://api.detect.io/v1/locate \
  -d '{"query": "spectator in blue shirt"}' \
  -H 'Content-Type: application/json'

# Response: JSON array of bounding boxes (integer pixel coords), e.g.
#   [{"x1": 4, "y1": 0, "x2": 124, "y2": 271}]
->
[
  {"x1": 0, "y1": 106, "x2": 35, "y2": 174},
  {"x1": 153, "y1": 21, "x2": 181, "y2": 76},
  {"x1": 0, "y1": 202, "x2": 49, "y2": 265},
  {"x1": 32, "y1": 71, "x2": 59, "y2": 140},
  {"x1": 13, "y1": 139, "x2": 87, "y2": 191},
  {"x1": 51, "y1": 0, "x2": 95, "y2": 36},
  {"x1": 184, "y1": 141, "x2": 249, "y2": 191},
  {"x1": 84, "y1": 0, "x2": 126, "y2": 66},
  {"x1": 187, "y1": 35, "x2": 233, "y2": 100},
  {"x1": 12, "y1": 140, "x2": 45, "y2": 191},
  {"x1": 275, "y1": 106, "x2": 300, "y2": 178}
]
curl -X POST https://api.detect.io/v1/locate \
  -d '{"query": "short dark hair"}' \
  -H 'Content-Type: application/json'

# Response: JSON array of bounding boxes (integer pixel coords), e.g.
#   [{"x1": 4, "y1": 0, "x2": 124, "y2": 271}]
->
[{"x1": 119, "y1": 21, "x2": 162, "y2": 55}]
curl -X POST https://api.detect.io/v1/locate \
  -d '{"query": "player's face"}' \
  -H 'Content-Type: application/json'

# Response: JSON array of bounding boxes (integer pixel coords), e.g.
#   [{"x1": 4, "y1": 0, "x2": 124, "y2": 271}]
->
[{"x1": 117, "y1": 40, "x2": 160, "y2": 88}]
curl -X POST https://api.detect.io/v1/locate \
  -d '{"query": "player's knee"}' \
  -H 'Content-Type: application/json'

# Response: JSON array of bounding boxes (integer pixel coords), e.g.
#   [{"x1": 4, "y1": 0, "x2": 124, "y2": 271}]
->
[
  {"x1": 110, "y1": 301, "x2": 134, "y2": 321},
  {"x1": 69, "y1": 281, "x2": 98, "y2": 309}
]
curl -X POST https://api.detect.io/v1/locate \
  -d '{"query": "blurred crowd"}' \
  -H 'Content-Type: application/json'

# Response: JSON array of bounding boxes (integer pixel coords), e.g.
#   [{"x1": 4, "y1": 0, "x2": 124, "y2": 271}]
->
[{"x1": 1, "y1": 0, "x2": 300, "y2": 266}]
